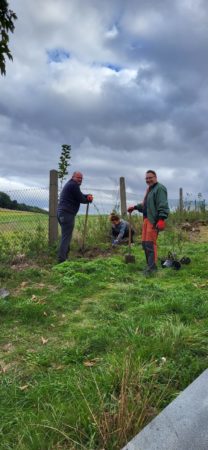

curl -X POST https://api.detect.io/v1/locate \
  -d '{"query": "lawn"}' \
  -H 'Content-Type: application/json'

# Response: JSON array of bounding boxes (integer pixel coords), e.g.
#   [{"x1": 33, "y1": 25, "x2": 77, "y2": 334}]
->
[{"x1": 0, "y1": 227, "x2": 208, "y2": 449}]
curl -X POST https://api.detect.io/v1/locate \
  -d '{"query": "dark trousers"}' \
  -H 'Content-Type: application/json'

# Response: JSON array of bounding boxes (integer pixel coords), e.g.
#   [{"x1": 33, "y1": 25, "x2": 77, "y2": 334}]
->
[
  {"x1": 142, "y1": 218, "x2": 158, "y2": 269},
  {"x1": 57, "y1": 211, "x2": 75, "y2": 262}
]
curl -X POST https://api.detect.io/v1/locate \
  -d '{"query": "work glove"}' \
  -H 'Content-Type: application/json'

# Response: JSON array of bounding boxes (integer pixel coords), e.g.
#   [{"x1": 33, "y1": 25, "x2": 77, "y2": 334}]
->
[
  {"x1": 112, "y1": 239, "x2": 119, "y2": 246},
  {"x1": 127, "y1": 205, "x2": 135, "y2": 213},
  {"x1": 87, "y1": 194, "x2": 93, "y2": 203},
  {"x1": 156, "y1": 219, "x2": 165, "y2": 231}
]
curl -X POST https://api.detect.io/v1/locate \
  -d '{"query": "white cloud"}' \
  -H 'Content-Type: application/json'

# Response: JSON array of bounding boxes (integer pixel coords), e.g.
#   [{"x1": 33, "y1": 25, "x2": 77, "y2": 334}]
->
[
  {"x1": 105, "y1": 25, "x2": 119, "y2": 39},
  {"x1": 0, "y1": 0, "x2": 208, "y2": 206}
]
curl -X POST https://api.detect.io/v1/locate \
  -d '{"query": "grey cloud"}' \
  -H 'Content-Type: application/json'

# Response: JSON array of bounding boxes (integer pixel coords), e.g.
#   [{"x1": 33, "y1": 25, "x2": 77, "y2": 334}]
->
[{"x1": 0, "y1": 0, "x2": 208, "y2": 200}]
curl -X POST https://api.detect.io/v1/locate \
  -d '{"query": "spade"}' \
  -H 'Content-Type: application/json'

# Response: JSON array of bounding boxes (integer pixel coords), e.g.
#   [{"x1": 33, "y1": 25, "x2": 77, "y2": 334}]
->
[{"x1": 124, "y1": 213, "x2": 136, "y2": 264}]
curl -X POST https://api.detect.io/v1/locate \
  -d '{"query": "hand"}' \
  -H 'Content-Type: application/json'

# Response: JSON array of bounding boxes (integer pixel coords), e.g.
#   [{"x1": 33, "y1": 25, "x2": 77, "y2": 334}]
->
[
  {"x1": 87, "y1": 194, "x2": 93, "y2": 203},
  {"x1": 127, "y1": 206, "x2": 135, "y2": 213},
  {"x1": 156, "y1": 219, "x2": 165, "y2": 231}
]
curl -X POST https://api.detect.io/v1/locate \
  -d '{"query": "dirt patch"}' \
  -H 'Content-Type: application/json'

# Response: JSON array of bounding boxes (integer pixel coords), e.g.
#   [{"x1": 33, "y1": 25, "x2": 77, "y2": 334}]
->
[
  {"x1": 10, "y1": 261, "x2": 40, "y2": 271},
  {"x1": 75, "y1": 246, "x2": 115, "y2": 258},
  {"x1": 189, "y1": 225, "x2": 208, "y2": 243}
]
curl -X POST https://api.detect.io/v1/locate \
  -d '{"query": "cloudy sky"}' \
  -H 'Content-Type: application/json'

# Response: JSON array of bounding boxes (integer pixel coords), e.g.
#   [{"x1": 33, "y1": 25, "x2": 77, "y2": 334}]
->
[{"x1": 0, "y1": 0, "x2": 208, "y2": 207}]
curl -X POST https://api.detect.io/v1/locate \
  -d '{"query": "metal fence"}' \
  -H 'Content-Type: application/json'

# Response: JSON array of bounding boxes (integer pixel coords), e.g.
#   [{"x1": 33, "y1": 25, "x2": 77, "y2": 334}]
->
[
  {"x1": 0, "y1": 185, "x2": 207, "y2": 235},
  {"x1": 0, "y1": 188, "x2": 49, "y2": 235}
]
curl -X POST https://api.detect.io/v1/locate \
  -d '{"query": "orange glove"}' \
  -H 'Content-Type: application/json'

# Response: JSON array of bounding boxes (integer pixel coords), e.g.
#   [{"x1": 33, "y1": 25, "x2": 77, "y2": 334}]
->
[
  {"x1": 156, "y1": 219, "x2": 165, "y2": 231},
  {"x1": 87, "y1": 194, "x2": 93, "y2": 203},
  {"x1": 127, "y1": 206, "x2": 135, "y2": 213}
]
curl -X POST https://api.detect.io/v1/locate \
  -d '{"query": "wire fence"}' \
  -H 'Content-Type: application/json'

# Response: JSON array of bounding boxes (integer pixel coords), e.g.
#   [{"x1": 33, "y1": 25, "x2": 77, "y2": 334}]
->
[
  {"x1": 0, "y1": 188, "x2": 49, "y2": 237},
  {"x1": 0, "y1": 186, "x2": 207, "y2": 239}
]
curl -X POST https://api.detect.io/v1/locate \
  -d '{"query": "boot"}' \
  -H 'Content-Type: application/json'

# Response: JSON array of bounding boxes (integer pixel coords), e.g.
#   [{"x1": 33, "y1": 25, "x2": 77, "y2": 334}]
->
[{"x1": 142, "y1": 241, "x2": 157, "y2": 275}]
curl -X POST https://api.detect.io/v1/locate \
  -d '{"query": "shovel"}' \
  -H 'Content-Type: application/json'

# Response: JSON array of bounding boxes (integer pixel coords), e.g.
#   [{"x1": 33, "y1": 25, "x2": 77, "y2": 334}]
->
[
  {"x1": 80, "y1": 203, "x2": 89, "y2": 254},
  {"x1": 124, "y1": 213, "x2": 136, "y2": 264}
]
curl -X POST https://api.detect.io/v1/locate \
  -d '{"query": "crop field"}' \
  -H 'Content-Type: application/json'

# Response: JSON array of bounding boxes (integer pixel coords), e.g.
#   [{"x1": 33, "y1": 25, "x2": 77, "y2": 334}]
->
[
  {"x1": 0, "y1": 209, "x2": 49, "y2": 233},
  {"x1": 0, "y1": 208, "x2": 108, "y2": 235},
  {"x1": 0, "y1": 216, "x2": 208, "y2": 449}
]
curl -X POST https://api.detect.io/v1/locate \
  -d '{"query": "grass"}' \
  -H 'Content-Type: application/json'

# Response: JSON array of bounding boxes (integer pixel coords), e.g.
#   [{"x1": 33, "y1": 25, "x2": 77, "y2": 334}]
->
[
  {"x1": 0, "y1": 207, "x2": 207, "y2": 263},
  {"x1": 0, "y1": 210, "x2": 142, "y2": 263},
  {"x1": 0, "y1": 225, "x2": 208, "y2": 449},
  {"x1": 0, "y1": 210, "x2": 48, "y2": 231}
]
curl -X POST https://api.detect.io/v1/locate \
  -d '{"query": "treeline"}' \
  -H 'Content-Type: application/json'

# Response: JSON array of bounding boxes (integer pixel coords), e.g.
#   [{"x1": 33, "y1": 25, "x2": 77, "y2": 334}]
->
[{"x1": 0, "y1": 191, "x2": 48, "y2": 214}]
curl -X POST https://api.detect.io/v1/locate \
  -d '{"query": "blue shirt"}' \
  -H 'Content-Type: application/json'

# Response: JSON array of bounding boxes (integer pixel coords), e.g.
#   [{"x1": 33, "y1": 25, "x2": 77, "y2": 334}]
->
[
  {"x1": 112, "y1": 219, "x2": 130, "y2": 242},
  {"x1": 57, "y1": 179, "x2": 88, "y2": 215}
]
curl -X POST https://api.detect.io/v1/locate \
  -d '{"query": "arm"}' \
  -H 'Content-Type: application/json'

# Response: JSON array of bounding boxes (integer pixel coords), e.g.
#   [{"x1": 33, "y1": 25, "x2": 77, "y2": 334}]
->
[
  {"x1": 155, "y1": 186, "x2": 169, "y2": 230},
  {"x1": 128, "y1": 202, "x2": 143, "y2": 213},
  {"x1": 116, "y1": 221, "x2": 127, "y2": 242},
  {"x1": 155, "y1": 186, "x2": 169, "y2": 220},
  {"x1": 135, "y1": 203, "x2": 143, "y2": 213},
  {"x1": 73, "y1": 184, "x2": 91, "y2": 204}
]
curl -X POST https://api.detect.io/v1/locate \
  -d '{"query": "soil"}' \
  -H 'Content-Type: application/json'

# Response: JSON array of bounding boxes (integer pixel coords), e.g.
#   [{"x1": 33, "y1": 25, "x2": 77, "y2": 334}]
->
[
  {"x1": 188, "y1": 225, "x2": 208, "y2": 242},
  {"x1": 75, "y1": 246, "x2": 116, "y2": 258}
]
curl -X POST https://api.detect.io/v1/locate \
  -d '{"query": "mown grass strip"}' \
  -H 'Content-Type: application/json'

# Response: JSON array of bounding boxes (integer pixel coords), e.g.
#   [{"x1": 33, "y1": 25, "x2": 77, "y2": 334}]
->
[{"x1": 0, "y1": 237, "x2": 208, "y2": 449}]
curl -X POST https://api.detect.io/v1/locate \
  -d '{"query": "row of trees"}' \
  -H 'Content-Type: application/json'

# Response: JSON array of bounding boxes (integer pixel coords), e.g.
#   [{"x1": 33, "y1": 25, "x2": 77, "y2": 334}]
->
[{"x1": 0, "y1": 191, "x2": 47, "y2": 213}]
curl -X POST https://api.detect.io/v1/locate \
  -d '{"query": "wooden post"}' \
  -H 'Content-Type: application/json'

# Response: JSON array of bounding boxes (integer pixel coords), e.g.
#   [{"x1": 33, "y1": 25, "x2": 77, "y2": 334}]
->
[
  {"x1": 179, "y1": 188, "x2": 183, "y2": 214},
  {"x1": 49, "y1": 170, "x2": 58, "y2": 245},
  {"x1": 202, "y1": 199, "x2": 206, "y2": 213},
  {"x1": 120, "y1": 177, "x2": 127, "y2": 217}
]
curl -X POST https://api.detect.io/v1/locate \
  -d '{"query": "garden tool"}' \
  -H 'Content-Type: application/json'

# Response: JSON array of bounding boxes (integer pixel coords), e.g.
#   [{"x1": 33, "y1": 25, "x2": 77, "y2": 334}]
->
[
  {"x1": 80, "y1": 203, "x2": 89, "y2": 254},
  {"x1": 124, "y1": 213, "x2": 136, "y2": 264},
  {"x1": 180, "y1": 256, "x2": 191, "y2": 265},
  {"x1": 161, "y1": 251, "x2": 182, "y2": 270}
]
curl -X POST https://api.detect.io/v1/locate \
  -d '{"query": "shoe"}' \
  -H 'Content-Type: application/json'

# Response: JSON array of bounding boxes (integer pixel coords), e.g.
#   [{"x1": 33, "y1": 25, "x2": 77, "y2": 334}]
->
[
  {"x1": 57, "y1": 258, "x2": 66, "y2": 264},
  {"x1": 143, "y1": 265, "x2": 158, "y2": 276}
]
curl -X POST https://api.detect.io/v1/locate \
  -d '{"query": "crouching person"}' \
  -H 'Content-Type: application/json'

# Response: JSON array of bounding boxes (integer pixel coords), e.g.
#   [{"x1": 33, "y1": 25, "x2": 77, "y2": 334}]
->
[{"x1": 110, "y1": 213, "x2": 135, "y2": 246}]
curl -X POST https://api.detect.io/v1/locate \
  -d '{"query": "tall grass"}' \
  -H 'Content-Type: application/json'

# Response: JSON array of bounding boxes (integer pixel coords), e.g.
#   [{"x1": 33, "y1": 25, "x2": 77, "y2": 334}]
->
[{"x1": 0, "y1": 207, "x2": 207, "y2": 263}]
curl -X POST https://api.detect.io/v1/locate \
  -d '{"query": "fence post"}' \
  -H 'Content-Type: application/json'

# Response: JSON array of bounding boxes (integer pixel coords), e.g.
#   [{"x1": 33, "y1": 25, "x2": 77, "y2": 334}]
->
[
  {"x1": 179, "y1": 188, "x2": 183, "y2": 215},
  {"x1": 49, "y1": 170, "x2": 58, "y2": 245},
  {"x1": 120, "y1": 177, "x2": 127, "y2": 216}
]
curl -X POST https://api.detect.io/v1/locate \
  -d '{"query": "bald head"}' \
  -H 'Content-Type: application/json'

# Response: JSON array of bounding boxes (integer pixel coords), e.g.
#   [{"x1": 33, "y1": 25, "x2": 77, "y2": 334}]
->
[{"x1": 72, "y1": 171, "x2": 83, "y2": 185}]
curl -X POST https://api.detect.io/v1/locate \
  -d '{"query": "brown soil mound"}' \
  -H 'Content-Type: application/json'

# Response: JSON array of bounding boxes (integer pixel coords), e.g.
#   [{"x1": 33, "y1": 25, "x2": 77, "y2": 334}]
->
[{"x1": 75, "y1": 246, "x2": 115, "y2": 258}]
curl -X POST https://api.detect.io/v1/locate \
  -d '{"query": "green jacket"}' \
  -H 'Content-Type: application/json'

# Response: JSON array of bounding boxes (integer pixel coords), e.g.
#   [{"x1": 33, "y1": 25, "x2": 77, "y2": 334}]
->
[{"x1": 135, "y1": 182, "x2": 169, "y2": 225}]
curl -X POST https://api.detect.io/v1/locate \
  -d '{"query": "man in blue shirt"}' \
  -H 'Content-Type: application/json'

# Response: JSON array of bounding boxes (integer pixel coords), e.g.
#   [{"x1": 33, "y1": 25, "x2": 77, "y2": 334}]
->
[{"x1": 57, "y1": 172, "x2": 93, "y2": 263}]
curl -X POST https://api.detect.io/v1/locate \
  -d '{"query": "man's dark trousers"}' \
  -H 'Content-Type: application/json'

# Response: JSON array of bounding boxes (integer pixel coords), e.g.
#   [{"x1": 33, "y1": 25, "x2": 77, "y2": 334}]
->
[{"x1": 57, "y1": 212, "x2": 75, "y2": 262}]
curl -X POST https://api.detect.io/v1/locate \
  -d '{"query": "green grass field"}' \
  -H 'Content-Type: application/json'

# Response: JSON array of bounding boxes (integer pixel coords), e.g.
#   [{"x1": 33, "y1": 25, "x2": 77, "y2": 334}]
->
[
  {"x1": 0, "y1": 226, "x2": 208, "y2": 449},
  {"x1": 0, "y1": 209, "x2": 49, "y2": 233},
  {"x1": 0, "y1": 209, "x2": 142, "y2": 264}
]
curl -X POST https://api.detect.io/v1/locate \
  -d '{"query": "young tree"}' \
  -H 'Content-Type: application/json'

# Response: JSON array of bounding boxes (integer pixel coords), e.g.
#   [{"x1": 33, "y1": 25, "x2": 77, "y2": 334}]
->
[
  {"x1": 58, "y1": 144, "x2": 71, "y2": 189},
  {"x1": 0, "y1": 1, "x2": 17, "y2": 76}
]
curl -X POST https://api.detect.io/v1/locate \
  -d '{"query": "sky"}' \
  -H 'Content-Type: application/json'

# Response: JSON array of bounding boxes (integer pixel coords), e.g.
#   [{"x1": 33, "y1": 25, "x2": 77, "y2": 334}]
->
[{"x1": 0, "y1": 0, "x2": 208, "y2": 210}]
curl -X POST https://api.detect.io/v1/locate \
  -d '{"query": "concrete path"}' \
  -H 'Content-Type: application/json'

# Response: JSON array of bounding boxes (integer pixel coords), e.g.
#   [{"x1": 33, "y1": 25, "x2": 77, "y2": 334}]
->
[{"x1": 122, "y1": 369, "x2": 208, "y2": 450}]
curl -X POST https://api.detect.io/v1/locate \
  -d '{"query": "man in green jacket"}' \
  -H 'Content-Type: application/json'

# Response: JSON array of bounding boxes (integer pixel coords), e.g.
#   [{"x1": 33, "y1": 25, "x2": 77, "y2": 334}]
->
[{"x1": 128, "y1": 170, "x2": 169, "y2": 274}]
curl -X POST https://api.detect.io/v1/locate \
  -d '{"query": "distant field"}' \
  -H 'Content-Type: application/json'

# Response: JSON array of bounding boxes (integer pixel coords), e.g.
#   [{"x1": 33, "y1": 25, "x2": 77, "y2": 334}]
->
[
  {"x1": 0, "y1": 208, "x2": 107, "y2": 233},
  {"x1": 0, "y1": 209, "x2": 49, "y2": 233}
]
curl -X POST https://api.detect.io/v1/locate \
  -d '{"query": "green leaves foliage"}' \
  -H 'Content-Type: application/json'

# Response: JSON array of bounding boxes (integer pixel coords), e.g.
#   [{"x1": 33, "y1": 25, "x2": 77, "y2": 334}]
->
[
  {"x1": 0, "y1": 0, "x2": 17, "y2": 75},
  {"x1": 58, "y1": 144, "x2": 71, "y2": 188}
]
